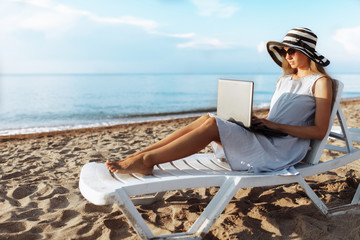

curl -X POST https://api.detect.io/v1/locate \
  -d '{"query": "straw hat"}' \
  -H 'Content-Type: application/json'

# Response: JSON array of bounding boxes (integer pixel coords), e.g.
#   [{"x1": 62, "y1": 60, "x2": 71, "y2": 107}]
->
[{"x1": 266, "y1": 27, "x2": 330, "y2": 67}]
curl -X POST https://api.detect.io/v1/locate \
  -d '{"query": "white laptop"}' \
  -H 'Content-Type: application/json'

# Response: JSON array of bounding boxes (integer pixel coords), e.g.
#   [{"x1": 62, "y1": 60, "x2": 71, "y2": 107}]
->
[
  {"x1": 217, "y1": 79, "x2": 254, "y2": 127},
  {"x1": 216, "y1": 79, "x2": 287, "y2": 137}
]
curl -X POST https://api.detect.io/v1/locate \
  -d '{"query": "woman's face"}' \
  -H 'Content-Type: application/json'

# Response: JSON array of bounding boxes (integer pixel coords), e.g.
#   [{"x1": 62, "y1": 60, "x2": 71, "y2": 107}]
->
[{"x1": 283, "y1": 47, "x2": 310, "y2": 70}]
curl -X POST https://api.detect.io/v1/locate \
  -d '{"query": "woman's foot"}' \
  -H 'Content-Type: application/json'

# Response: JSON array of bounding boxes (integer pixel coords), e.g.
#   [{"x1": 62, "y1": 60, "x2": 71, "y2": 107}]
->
[{"x1": 105, "y1": 154, "x2": 153, "y2": 175}]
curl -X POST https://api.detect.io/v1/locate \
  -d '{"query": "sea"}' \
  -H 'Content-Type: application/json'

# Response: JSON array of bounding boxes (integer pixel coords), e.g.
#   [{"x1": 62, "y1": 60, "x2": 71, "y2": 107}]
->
[{"x1": 0, "y1": 73, "x2": 359, "y2": 136}]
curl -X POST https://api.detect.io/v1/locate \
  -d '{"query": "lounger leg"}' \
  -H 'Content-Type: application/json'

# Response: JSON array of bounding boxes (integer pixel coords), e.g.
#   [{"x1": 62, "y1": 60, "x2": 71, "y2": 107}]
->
[
  {"x1": 115, "y1": 189, "x2": 154, "y2": 240},
  {"x1": 132, "y1": 192, "x2": 166, "y2": 205},
  {"x1": 114, "y1": 178, "x2": 242, "y2": 240},
  {"x1": 187, "y1": 177, "x2": 242, "y2": 237},
  {"x1": 324, "y1": 183, "x2": 360, "y2": 216},
  {"x1": 337, "y1": 108, "x2": 354, "y2": 152},
  {"x1": 351, "y1": 183, "x2": 360, "y2": 205},
  {"x1": 296, "y1": 175, "x2": 329, "y2": 215}
]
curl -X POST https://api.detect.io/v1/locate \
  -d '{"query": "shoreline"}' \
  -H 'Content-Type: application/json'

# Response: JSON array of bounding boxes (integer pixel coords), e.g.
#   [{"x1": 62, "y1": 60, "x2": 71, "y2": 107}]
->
[
  {"x1": 0, "y1": 97, "x2": 358, "y2": 142},
  {"x1": 0, "y1": 110, "x2": 273, "y2": 142}
]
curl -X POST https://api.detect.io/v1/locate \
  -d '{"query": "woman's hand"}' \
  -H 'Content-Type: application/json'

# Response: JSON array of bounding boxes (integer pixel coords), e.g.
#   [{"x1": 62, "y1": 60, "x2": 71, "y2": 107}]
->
[{"x1": 252, "y1": 116, "x2": 279, "y2": 130}]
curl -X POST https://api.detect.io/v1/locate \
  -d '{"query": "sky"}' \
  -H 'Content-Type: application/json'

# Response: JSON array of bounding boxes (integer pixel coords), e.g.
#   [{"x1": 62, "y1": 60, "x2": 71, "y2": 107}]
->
[{"x1": 0, "y1": 0, "x2": 359, "y2": 74}]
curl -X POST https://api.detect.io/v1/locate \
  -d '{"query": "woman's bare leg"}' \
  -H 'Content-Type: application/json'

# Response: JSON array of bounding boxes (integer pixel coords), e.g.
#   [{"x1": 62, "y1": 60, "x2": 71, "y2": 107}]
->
[
  {"x1": 124, "y1": 114, "x2": 213, "y2": 159},
  {"x1": 106, "y1": 116, "x2": 220, "y2": 174}
]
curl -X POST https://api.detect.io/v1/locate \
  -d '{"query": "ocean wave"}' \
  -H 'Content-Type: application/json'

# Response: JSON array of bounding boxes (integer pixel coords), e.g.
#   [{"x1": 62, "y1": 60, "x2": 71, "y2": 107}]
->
[
  {"x1": 0, "y1": 104, "x2": 272, "y2": 136},
  {"x1": 0, "y1": 111, "x2": 215, "y2": 136}
]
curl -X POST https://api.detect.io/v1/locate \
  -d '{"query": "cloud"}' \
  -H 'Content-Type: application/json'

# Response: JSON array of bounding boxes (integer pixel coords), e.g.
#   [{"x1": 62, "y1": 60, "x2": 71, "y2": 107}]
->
[
  {"x1": 333, "y1": 26, "x2": 360, "y2": 54},
  {"x1": 5, "y1": 0, "x2": 158, "y2": 34},
  {"x1": 257, "y1": 41, "x2": 266, "y2": 53},
  {"x1": 0, "y1": 0, "x2": 191, "y2": 38},
  {"x1": 161, "y1": 33, "x2": 196, "y2": 39},
  {"x1": 89, "y1": 16, "x2": 158, "y2": 33},
  {"x1": 191, "y1": 0, "x2": 239, "y2": 18},
  {"x1": 177, "y1": 38, "x2": 231, "y2": 49}
]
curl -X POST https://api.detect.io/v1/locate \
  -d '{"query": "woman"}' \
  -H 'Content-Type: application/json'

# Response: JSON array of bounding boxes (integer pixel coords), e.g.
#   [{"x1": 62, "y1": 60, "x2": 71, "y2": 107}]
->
[{"x1": 106, "y1": 27, "x2": 333, "y2": 174}]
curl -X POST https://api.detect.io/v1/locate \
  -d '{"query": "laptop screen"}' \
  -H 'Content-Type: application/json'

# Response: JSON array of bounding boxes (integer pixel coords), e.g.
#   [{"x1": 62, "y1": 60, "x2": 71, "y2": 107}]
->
[{"x1": 216, "y1": 79, "x2": 254, "y2": 128}]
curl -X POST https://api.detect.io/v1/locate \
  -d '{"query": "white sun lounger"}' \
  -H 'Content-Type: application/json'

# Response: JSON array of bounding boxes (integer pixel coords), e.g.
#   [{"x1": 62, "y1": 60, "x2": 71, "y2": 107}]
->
[{"x1": 79, "y1": 80, "x2": 360, "y2": 240}]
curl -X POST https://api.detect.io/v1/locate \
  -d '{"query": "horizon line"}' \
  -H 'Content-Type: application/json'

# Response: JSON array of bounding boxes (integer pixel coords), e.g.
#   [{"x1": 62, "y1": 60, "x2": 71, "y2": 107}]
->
[{"x1": 1, "y1": 71, "x2": 359, "y2": 76}]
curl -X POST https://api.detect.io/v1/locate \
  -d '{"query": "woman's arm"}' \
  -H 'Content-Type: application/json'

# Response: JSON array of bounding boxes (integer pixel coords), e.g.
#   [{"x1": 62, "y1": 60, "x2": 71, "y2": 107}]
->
[{"x1": 253, "y1": 77, "x2": 333, "y2": 140}]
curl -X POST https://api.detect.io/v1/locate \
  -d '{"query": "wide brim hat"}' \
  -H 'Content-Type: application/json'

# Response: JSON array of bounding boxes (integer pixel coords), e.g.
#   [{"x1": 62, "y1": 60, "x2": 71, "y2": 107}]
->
[{"x1": 266, "y1": 27, "x2": 330, "y2": 67}]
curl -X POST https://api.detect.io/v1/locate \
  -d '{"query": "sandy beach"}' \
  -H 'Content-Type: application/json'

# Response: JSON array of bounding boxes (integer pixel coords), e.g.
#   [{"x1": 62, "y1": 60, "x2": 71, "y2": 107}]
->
[{"x1": 1, "y1": 99, "x2": 360, "y2": 240}]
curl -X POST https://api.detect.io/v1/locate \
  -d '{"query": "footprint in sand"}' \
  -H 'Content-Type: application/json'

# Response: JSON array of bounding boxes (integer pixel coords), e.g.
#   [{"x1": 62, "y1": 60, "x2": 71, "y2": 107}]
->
[
  {"x1": 0, "y1": 221, "x2": 26, "y2": 233},
  {"x1": 84, "y1": 203, "x2": 113, "y2": 213},
  {"x1": 15, "y1": 209, "x2": 44, "y2": 221},
  {"x1": 49, "y1": 195, "x2": 70, "y2": 209},
  {"x1": 59, "y1": 149, "x2": 71, "y2": 155},
  {"x1": 50, "y1": 210, "x2": 80, "y2": 228},
  {"x1": 104, "y1": 218, "x2": 128, "y2": 230},
  {"x1": 19, "y1": 156, "x2": 41, "y2": 163},
  {"x1": 2, "y1": 171, "x2": 23, "y2": 180},
  {"x1": 12, "y1": 185, "x2": 37, "y2": 199},
  {"x1": 76, "y1": 224, "x2": 93, "y2": 235},
  {"x1": 37, "y1": 186, "x2": 69, "y2": 200}
]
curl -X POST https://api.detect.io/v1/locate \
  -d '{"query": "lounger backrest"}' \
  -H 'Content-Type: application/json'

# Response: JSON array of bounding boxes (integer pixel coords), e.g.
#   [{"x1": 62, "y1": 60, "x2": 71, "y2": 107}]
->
[{"x1": 302, "y1": 79, "x2": 343, "y2": 165}]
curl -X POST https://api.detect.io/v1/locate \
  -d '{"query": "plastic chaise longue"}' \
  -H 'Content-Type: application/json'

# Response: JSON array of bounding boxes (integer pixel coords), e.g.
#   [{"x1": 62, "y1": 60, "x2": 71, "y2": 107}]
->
[{"x1": 79, "y1": 80, "x2": 360, "y2": 240}]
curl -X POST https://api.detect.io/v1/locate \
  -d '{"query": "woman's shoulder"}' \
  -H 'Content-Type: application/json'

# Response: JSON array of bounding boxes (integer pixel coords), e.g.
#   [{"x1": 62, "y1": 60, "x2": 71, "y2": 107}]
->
[
  {"x1": 309, "y1": 73, "x2": 331, "y2": 86},
  {"x1": 312, "y1": 73, "x2": 327, "y2": 80},
  {"x1": 313, "y1": 75, "x2": 332, "y2": 88},
  {"x1": 311, "y1": 74, "x2": 333, "y2": 96}
]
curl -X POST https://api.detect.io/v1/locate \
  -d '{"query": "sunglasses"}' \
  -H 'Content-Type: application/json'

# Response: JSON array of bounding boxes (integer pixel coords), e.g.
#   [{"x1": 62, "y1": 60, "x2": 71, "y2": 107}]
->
[{"x1": 280, "y1": 48, "x2": 296, "y2": 57}]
